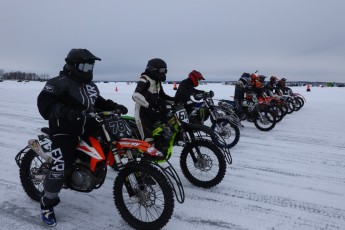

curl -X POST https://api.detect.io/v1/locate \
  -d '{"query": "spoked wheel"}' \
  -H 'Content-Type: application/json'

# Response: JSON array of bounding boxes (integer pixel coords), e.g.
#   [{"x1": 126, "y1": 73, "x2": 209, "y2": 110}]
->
[
  {"x1": 19, "y1": 150, "x2": 46, "y2": 201},
  {"x1": 293, "y1": 98, "x2": 303, "y2": 111},
  {"x1": 180, "y1": 139, "x2": 226, "y2": 188},
  {"x1": 278, "y1": 102, "x2": 288, "y2": 117},
  {"x1": 211, "y1": 118, "x2": 240, "y2": 148},
  {"x1": 286, "y1": 99, "x2": 295, "y2": 114},
  {"x1": 254, "y1": 110, "x2": 276, "y2": 131},
  {"x1": 113, "y1": 163, "x2": 174, "y2": 230},
  {"x1": 296, "y1": 97, "x2": 305, "y2": 109},
  {"x1": 268, "y1": 105, "x2": 284, "y2": 123}
]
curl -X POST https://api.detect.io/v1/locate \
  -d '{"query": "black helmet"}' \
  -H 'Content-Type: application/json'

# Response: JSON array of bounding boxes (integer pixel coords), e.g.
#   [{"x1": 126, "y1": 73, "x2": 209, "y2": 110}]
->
[
  {"x1": 258, "y1": 75, "x2": 267, "y2": 83},
  {"x1": 65, "y1": 48, "x2": 101, "y2": 64},
  {"x1": 146, "y1": 58, "x2": 167, "y2": 69},
  {"x1": 65, "y1": 49, "x2": 101, "y2": 84},
  {"x1": 145, "y1": 58, "x2": 167, "y2": 82}
]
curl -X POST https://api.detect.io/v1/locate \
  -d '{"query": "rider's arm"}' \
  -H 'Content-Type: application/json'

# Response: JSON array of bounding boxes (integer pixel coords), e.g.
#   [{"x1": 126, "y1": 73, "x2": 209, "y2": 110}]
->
[
  {"x1": 159, "y1": 82, "x2": 174, "y2": 102},
  {"x1": 132, "y1": 76, "x2": 150, "y2": 108},
  {"x1": 37, "y1": 78, "x2": 69, "y2": 120}
]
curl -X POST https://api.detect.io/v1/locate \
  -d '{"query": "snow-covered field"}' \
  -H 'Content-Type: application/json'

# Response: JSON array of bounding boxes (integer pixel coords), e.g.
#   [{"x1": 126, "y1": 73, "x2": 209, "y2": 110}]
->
[{"x1": 0, "y1": 81, "x2": 344, "y2": 230}]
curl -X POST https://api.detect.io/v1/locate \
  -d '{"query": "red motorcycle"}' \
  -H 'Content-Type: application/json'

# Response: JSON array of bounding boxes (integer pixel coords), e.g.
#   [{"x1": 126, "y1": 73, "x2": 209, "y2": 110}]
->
[{"x1": 15, "y1": 111, "x2": 184, "y2": 230}]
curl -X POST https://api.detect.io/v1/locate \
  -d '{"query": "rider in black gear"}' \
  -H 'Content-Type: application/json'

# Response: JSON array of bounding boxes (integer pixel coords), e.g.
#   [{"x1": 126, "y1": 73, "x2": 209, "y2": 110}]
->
[
  {"x1": 234, "y1": 73, "x2": 251, "y2": 118},
  {"x1": 276, "y1": 78, "x2": 288, "y2": 95},
  {"x1": 266, "y1": 76, "x2": 278, "y2": 93},
  {"x1": 132, "y1": 58, "x2": 174, "y2": 144},
  {"x1": 37, "y1": 48, "x2": 128, "y2": 227},
  {"x1": 174, "y1": 70, "x2": 205, "y2": 114}
]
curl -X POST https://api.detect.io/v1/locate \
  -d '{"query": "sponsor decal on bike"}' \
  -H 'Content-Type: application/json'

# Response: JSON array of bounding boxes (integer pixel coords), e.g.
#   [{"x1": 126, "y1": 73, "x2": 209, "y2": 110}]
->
[{"x1": 76, "y1": 140, "x2": 104, "y2": 160}]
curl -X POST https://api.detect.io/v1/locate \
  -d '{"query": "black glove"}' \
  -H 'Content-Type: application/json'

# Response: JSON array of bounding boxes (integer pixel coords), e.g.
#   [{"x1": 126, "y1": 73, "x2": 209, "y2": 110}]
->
[
  {"x1": 114, "y1": 104, "x2": 128, "y2": 114},
  {"x1": 65, "y1": 108, "x2": 84, "y2": 121}
]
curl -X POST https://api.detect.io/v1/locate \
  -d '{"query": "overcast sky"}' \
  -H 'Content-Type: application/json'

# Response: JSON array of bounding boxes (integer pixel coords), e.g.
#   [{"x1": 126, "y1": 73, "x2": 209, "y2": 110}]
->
[{"x1": 1, "y1": 0, "x2": 344, "y2": 82}]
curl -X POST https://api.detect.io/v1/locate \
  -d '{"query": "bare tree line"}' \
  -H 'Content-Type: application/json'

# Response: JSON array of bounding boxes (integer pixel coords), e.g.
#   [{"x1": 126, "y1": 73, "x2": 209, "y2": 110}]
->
[{"x1": 0, "y1": 69, "x2": 50, "y2": 81}]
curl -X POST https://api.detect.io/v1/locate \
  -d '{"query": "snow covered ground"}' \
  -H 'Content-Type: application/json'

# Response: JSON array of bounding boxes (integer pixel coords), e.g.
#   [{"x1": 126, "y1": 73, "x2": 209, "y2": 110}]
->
[{"x1": 0, "y1": 80, "x2": 344, "y2": 230}]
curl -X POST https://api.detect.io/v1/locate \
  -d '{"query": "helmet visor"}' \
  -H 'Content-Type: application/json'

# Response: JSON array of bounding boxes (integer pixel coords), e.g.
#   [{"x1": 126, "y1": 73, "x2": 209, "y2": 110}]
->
[
  {"x1": 77, "y1": 63, "x2": 94, "y2": 72},
  {"x1": 157, "y1": 67, "x2": 168, "y2": 74},
  {"x1": 147, "y1": 66, "x2": 168, "y2": 74}
]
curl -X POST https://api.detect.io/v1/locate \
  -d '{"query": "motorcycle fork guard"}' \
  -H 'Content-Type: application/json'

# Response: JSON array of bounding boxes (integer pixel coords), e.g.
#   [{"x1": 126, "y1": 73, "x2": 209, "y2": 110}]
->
[
  {"x1": 153, "y1": 161, "x2": 185, "y2": 204},
  {"x1": 124, "y1": 174, "x2": 136, "y2": 197}
]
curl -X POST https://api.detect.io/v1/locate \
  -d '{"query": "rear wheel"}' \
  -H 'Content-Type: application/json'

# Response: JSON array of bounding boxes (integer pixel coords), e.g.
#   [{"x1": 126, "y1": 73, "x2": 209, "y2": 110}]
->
[
  {"x1": 180, "y1": 139, "x2": 226, "y2": 188},
  {"x1": 19, "y1": 150, "x2": 46, "y2": 201},
  {"x1": 113, "y1": 163, "x2": 174, "y2": 230}
]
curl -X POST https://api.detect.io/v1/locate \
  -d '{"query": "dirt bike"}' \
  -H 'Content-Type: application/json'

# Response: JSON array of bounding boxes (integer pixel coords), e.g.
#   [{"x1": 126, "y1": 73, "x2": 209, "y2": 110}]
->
[
  {"x1": 218, "y1": 93, "x2": 277, "y2": 131},
  {"x1": 257, "y1": 90, "x2": 286, "y2": 123},
  {"x1": 285, "y1": 87, "x2": 306, "y2": 110},
  {"x1": 122, "y1": 103, "x2": 229, "y2": 189},
  {"x1": 188, "y1": 91, "x2": 242, "y2": 149},
  {"x1": 275, "y1": 88, "x2": 300, "y2": 113},
  {"x1": 15, "y1": 111, "x2": 184, "y2": 230}
]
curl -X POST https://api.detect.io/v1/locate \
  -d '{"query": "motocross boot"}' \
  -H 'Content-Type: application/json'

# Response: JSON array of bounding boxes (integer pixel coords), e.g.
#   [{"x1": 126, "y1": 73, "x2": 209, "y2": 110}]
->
[{"x1": 40, "y1": 196, "x2": 60, "y2": 227}]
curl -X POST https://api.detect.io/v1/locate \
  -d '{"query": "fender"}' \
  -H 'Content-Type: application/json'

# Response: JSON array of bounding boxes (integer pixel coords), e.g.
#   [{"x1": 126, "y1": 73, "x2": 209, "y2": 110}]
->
[{"x1": 116, "y1": 138, "x2": 164, "y2": 158}]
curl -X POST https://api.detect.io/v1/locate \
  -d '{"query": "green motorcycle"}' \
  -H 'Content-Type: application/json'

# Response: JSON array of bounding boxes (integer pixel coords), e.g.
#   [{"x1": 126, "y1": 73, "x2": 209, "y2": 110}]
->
[{"x1": 122, "y1": 103, "x2": 229, "y2": 189}]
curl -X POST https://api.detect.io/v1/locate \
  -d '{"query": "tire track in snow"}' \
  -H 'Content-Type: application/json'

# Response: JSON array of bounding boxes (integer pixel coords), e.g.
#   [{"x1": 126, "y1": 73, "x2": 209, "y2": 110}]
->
[{"x1": 189, "y1": 188, "x2": 345, "y2": 221}]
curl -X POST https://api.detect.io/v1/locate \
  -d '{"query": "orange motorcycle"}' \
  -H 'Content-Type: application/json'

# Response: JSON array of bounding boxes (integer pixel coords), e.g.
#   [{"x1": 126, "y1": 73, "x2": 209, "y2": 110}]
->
[{"x1": 15, "y1": 111, "x2": 184, "y2": 230}]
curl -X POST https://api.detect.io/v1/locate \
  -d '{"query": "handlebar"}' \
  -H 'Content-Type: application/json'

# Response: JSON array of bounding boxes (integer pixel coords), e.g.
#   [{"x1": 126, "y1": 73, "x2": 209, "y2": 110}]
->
[
  {"x1": 86, "y1": 111, "x2": 123, "y2": 120},
  {"x1": 193, "y1": 90, "x2": 214, "y2": 100}
]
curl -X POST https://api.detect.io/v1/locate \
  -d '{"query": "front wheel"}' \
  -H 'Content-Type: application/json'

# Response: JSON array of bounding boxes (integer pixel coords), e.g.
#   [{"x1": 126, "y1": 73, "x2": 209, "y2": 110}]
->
[
  {"x1": 180, "y1": 139, "x2": 226, "y2": 188},
  {"x1": 254, "y1": 110, "x2": 276, "y2": 131},
  {"x1": 113, "y1": 163, "x2": 174, "y2": 230},
  {"x1": 211, "y1": 119, "x2": 240, "y2": 148},
  {"x1": 19, "y1": 149, "x2": 46, "y2": 201},
  {"x1": 286, "y1": 99, "x2": 295, "y2": 114},
  {"x1": 268, "y1": 105, "x2": 284, "y2": 123}
]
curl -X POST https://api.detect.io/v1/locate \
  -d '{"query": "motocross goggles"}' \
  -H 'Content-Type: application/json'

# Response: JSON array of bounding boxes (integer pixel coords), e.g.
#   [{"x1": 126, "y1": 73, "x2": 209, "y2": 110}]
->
[
  {"x1": 147, "y1": 66, "x2": 168, "y2": 74},
  {"x1": 76, "y1": 63, "x2": 94, "y2": 72}
]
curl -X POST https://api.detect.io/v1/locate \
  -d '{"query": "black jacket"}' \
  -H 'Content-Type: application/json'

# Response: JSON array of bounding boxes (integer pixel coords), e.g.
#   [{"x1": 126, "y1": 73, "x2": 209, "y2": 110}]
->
[
  {"x1": 174, "y1": 78, "x2": 204, "y2": 113},
  {"x1": 37, "y1": 72, "x2": 118, "y2": 135},
  {"x1": 174, "y1": 78, "x2": 204, "y2": 104}
]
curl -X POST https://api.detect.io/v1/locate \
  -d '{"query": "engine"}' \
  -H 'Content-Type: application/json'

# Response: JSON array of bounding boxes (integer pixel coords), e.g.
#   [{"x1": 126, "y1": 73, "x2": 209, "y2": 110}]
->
[
  {"x1": 70, "y1": 165, "x2": 94, "y2": 191},
  {"x1": 69, "y1": 162, "x2": 107, "y2": 192}
]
